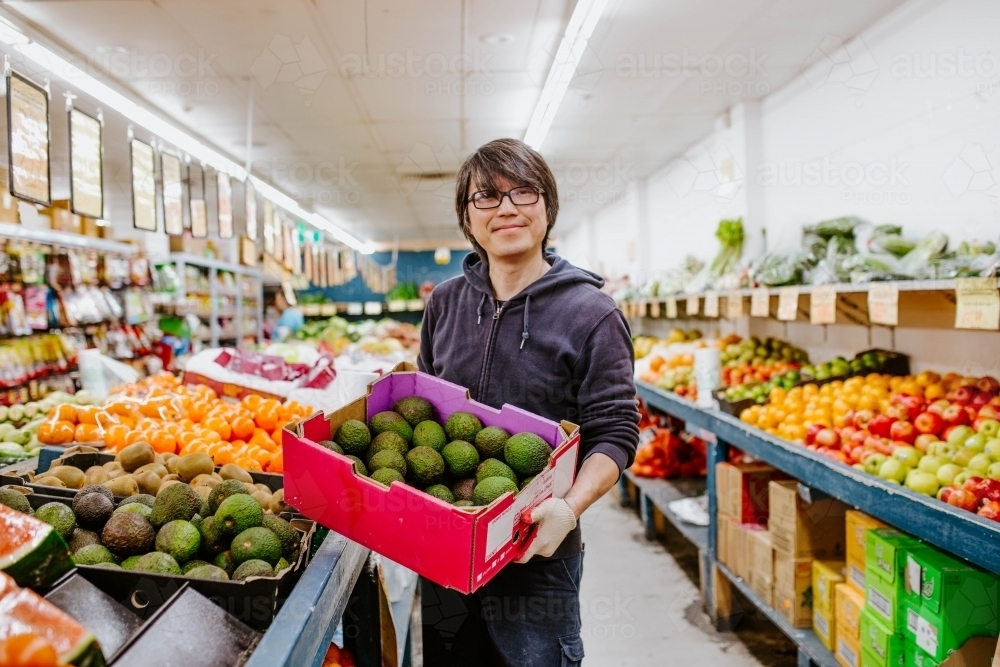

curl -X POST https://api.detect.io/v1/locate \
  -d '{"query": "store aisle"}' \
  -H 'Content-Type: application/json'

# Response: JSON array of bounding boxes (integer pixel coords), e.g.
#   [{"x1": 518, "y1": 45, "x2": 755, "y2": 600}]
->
[{"x1": 578, "y1": 492, "x2": 780, "y2": 667}]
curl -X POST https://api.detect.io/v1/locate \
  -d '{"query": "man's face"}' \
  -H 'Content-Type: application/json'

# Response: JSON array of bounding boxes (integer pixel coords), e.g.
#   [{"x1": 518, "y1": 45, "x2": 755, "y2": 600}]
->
[{"x1": 466, "y1": 176, "x2": 548, "y2": 262}]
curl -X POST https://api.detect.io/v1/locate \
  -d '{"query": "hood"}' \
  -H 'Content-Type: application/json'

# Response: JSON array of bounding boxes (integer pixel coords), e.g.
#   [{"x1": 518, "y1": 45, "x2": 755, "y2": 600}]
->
[{"x1": 462, "y1": 252, "x2": 604, "y2": 300}]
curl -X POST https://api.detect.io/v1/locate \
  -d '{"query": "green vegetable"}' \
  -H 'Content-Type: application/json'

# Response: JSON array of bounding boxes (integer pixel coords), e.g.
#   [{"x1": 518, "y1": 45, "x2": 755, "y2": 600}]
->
[{"x1": 709, "y1": 218, "x2": 744, "y2": 279}]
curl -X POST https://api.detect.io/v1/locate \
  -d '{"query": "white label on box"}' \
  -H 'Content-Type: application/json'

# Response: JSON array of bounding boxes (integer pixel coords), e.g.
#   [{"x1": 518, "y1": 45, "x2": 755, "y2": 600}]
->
[
  {"x1": 849, "y1": 563, "x2": 865, "y2": 590},
  {"x1": 814, "y1": 610, "x2": 829, "y2": 638},
  {"x1": 916, "y1": 614, "x2": 938, "y2": 656},
  {"x1": 907, "y1": 607, "x2": 919, "y2": 634},
  {"x1": 486, "y1": 502, "x2": 518, "y2": 561},
  {"x1": 485, "y1": 449, "x2": 564, "y2": 561},
  {"x1": 867, "y1": 585, "x2": 892, "y2": 622},
  {"x1": 552, "y1": 440, "x2": 578, "y2": 499},
  {"x1": 906, "y1": 555, "x2": 922, "y2": 596},
  {"x1": 837, "y1": 638, "x2": 859, "y2": 667}
]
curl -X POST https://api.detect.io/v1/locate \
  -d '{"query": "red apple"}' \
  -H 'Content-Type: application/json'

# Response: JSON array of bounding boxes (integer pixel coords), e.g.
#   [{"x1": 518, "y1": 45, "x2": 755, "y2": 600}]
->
[
  {"x1": 950, "y1": 386, "x2": 975, "y2": 406},
  {"x1": 966, "y1": 405, "x2": 979, "y2": 423},
  {"x1": 805, "y1": 424, "x2": 823, "y2": 446},
  {"x1": 850, "y1": 429, "x2": 870, "y2": 447},
  {"x1": 892, "y1": 395, "x2": 926, "y2": 420},
  {"x1": 978, "y1": 404, "x2": 1000, "y2": 420},
  {"x1": 927, "y1": 399, "x2": 951, "y2": 416},
  {"x1": 839, "y1": 426, "x2": 858, "y2": 445},
  {"x1": 966, "y1": 477, "x2": 1000, "y2": 504},
  {"x1": 852, "y1": 410, "x2": 874, "y2": 430},
  {"x1": 889, "y1": 420, "x2": 917, "y2": 445},
  {"x1": 977, "y1": 501, "x2": 1000, "y2": 522},
  {"x1": 914, "y1": 411, "x2": 945, "y2": 436},
  {"x1": 849, "y1": 445, "x2": 866, "y2": 463},
  {"x1": 914, "y1": 433, "x2": 939, "y2": 453},
  {"x1": 816, "y1": 428, "x2": 840, "y2": 448},
  {"x1": 885, "y1": 404, "x2": 912, "y2": 422},
  {"x1": 977, "y1": 376, "x2": 1000, "y2": 396},
  {"x1": 945, "y1": 488, "x2": 980, "y2": 512},
  {"x1": 942, "y1": 404, "x2": 971, "y2": 427},
  {"x1": 972, "y1": 390, "x2": 994, "y2": 409},
  {"x1": 869, "y1": 415, "x2": 897, "y2": 439}
]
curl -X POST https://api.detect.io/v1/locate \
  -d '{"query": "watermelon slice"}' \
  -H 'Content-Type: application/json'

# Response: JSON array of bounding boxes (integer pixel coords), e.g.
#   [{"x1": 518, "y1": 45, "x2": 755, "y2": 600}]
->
[
  {"x1": 0, "y1": 505, "x2": 73, "y2": 590},
  {"x1": 0, "y1": 578, "x2": 106, "y2": 667}
]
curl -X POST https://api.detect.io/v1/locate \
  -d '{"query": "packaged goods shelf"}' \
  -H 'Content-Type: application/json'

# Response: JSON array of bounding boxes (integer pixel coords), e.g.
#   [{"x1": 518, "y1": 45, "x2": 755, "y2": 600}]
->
[{"x1": 0, "y1": 221, "x2": 140, "y2": 256}]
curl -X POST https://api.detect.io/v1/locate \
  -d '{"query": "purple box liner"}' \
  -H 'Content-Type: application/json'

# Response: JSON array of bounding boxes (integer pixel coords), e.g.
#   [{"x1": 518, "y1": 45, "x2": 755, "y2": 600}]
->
[{"x1": 366, "y1": 371, "x2": 562, "y2": 450}]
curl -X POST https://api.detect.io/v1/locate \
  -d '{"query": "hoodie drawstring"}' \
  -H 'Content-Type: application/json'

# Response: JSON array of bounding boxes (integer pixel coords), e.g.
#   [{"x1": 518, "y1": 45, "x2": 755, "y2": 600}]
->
[
  {"x1": 476, "y1": 294, "x2": 486, "y2": 325},
  {"x1": 520, "y1": 295, "x2": 531, "y2": 350}
]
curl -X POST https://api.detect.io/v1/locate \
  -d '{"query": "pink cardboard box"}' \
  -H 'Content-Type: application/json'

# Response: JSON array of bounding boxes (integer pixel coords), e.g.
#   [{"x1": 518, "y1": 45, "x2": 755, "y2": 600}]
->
[{"x1": 282, "y1": 363, "x2": 581, "y2": 593}]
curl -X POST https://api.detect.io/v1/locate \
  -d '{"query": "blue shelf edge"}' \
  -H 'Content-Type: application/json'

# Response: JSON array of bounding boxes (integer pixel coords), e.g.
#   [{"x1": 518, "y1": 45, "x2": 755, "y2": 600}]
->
[
  {"x1": 245, "y1": 533, "x2": 370, "y2": 667},
  {"x1": 716, "y1": 563, "x2": 839, "y2": 667},
  {"x1": 623, "y1": 470, "x2": 709, "y2": 551},
  {"x1": 636, "y1": 381, "x2": 1000, "y2": 576}
]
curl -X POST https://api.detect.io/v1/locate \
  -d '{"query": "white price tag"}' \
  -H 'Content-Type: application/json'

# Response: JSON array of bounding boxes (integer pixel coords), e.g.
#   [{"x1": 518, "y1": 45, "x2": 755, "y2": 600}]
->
[
  {"x1": 686, "y1": 295, "x2": 699, "y2": 316},
  {"x1": 704, "y1": 291, "x2": 719, "y2": 317},
  {"x1": 650, "y1": 300, "x2": 661, "y2": 318},
  {"x1": 666, "y1": 297, "x2": 678, "y2": 319},
  {"x1": 905, "y1": 555, "x2": 922, "y2": 597},
  {"x1": 868, "y1": 283, "x2": 899, "y2": 326},
  {"x1": 727, "y1": 291, "x2": 744, "y2": 318},
  {"x1": 810, "y1": 285, "x2": 837, "y2": 324},
  {"x1": 777, "y1": 287, "x2": 799, "y2": 321},
  {"x1": 751, "y1": 288, "x2": 770, "y2": 317},
  {"x1": 955, "y1": 277, "x2": 1000, "y2": 330}
]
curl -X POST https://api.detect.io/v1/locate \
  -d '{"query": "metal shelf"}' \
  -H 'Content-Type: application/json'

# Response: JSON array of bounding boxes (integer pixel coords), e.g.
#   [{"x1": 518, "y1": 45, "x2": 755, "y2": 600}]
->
[
  {"x1": 0, "y1": 221, "x2": 139, "y2": 256},
  {"x1": 716, "y1": 563, "x2": 839, "y2": 667},
  {"x1": 622, "y1": 470, "x2": 708, "y2": 550},
  {"x1": 636, "y1": 381, "x2": 1000, "y2": 575}
]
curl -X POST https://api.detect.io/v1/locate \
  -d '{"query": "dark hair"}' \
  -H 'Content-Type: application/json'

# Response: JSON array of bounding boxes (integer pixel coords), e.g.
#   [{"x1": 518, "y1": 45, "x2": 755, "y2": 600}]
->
[{"x1": 454, "y1": 138, "x2": 559, "y2": 262}]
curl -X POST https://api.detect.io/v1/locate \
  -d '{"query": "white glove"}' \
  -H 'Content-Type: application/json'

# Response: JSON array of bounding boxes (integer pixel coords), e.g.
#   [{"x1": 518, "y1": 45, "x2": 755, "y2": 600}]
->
[{"x1": 516, "y1": 498, "x2": 577, "y2": 563}]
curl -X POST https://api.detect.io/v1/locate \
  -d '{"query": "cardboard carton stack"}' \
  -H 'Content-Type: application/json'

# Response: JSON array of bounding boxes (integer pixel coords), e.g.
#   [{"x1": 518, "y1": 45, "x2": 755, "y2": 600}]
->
[
  {"x1": 813, "y1": 561, "x2": 846, "y2": 651},
  {"x1": 835, "y1": 582, "x2": 865, "y2": 667},
  {"x1": 846, "y1": 510, "x2": 888, "y2": 594}
]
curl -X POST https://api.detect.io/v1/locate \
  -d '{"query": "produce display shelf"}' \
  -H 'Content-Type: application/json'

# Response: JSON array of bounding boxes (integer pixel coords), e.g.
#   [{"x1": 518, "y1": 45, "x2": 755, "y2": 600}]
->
[
  {"x1": 0, "y1": 221, "x2": 139, "y2": 256},
  {"x1": 245, "y1": 532, "x2": 370, "y2": 667},
  {"x1": 715, "y1": 563, "x2": 839, "y2": 667},
  {"x1": 622, "y1": 470, "x2": 708, "y2": 550},
  {"x1": 636, "y1": 381, "x2": 1000, "y2": 576}
]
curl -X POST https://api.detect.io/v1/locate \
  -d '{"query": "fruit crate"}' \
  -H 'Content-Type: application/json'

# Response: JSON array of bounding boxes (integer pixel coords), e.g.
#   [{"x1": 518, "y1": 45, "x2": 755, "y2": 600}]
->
[
  {"x1": 713, "y1": 390, "x2": 757, "y2": 417},
  {"x1": 283, "y1": 362, "x2": 581, "y2": 594},
  {"x1": 23, "y1": 492, "x2": 316, "y2": 631}
]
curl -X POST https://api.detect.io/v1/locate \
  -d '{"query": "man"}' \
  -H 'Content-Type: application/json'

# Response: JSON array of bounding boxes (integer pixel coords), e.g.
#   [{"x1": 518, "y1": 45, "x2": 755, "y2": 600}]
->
[
  {"x1": 418, "y1": 138, "x2": 640, "y2": 666},
  {"x1": 273, "y1": 289, "x2": 304, "y2": 338}
]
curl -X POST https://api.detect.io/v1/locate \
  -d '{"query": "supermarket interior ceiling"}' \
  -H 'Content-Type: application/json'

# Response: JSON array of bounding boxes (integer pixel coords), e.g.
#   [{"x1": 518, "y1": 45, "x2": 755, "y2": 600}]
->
[{"x1": 3, "y1": 0, "x2": 907, "y2": 245}]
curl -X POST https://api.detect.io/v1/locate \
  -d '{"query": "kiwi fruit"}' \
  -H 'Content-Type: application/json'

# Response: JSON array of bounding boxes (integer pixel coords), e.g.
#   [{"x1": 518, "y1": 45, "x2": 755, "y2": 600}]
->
[
  {"x1": 192, "y1": 485, "x2": 212, "y2": 501},
  {"x1": 133, "y1": 471, "x2": 162, "y2": 496},
  {"x1": 161, "y1": 452, "x2": 178, "y2": 466},
  {"x1": 117, "y1": 442, "x2": 155, "y2": 472},
  {"x1": 135, "y1": 462, "x2": 169, "y2": 478},
  {"x1": 105, "y1": 475, "x2": 139, "y2": 497},
  {"x1": 252, "y1": 490, "x2": 273, "y2": 507},
  {"x1": 218, "y1": 464, "x2": 253, "y2": 484},
  {"x1": 164, "y1": 457, "x2": 182, "y2": 475},
  {"x1": 254, "y1": 483, "x2": 271, "y2": 494},
  {"x1": 191, "y1": 474, "x2": 220, "y2": 488},
  {"x1": 242, "y1": 482, "x2": 258, "y2": 494},
  {"x1": 84, "y1": 466, "x2": 110, "y2": 486},
  {"x1": 47, "y1": 466, "x2": 86, "y2": 489},
  {"x1": 270, "y1": 489, "x2": 292, "y2": 515},
  {"x1": 103, "y1": 461, "x2": 124, "y2": 473},
  {"x1": 106, "y1": 469, "x2": 126, "y2": 480},
  {"x1": 175, "y1": 453, "x2": 214, "y2": 483},
  {"x1": 34, "y1": 475, "x2": 67, "y2": 488}
]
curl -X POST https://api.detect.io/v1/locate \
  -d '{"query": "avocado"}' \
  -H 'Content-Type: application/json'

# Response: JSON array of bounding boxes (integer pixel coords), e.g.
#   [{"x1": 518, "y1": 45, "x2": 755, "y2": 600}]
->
[
  {"x1": 119, "y1": 494, "x2": 156, "y2": 509},
  {"x1": 68, "y1": 527, "x2": 101, "y2": 553},
  {"x1": 392, "y1": 396, "x2": 435, "y2": 426},
  {"x1": 275, "y1": 557, "x2": 291, "y2": 573},
  {"x1": 114, "y1": 502, "x2": 153, "y2": 520},
  {"x1": 369, "y1": 411, "x2": 413, "y2": 443},
  {"x1": 73, "y1": 544, "x2": 116, "y2": 566},
  {"x1": 182, "y1": 559, "x2": 210, "y2": 574},
  {"x1": 93, "y1": 562, "x2": 122, "y2": 570},
  {"x1": 333, "y1": 419, "x2": 372, "y2": 455},
  {"x1": 72, "y1": 484, "x2": 115, "y2": 511},
  {"x1": 346, "y1": 455, "x2": 368, "y2": 476},
  {"x1": 405, "y1": 446, "x2": 445, "y2": 485},
  {"x1": 150, "y1": 482, "x2": 202, "y2": 527},
  {"x1": 444, "y1": 412, "x2": 482, "y2": 443},
  {"x1": 369, "y1": 431, "x2": 409, "y2": 458},
  {"x1": 155, "y1": 520, "x2": 202, "y2": 563},
  {"x1": 101, "y1": 512, "x2": 156, "y2": 557},
  {"x1": 230, "y1": 527, "x2": 282, "y2": 566},
  {"x1": 35, "y1": 502, "x2": 76, "y2": 538},
  {"x1": 455, "y1": 500, "x2": 475, "y2": 507},
  {"x1": 473, "y1": 477, "x2": 518, "y2": 506},
  {"x1": 423, "y1": 484, "x2": 455, "y2": 504},
  {"x1": 215, "y1": 494, "x2": 264, "y2": 537},
  {"x1": 520, "y1": 476, "x2": 535, "y2": 490},
  {"x1": 370, "y1": 468, "x2": 404, "y2": 487},
  {"x1": 186, "y1": 564, "x2": 229, "y2": 581},
  {"x1": 233, "y1": 559, "x2": 274, "y2": 581},
  {"x1": 452, "y1": 478, "x2": 476, "y2": 502},
  {"x1": 74, "y1": 493, "x2": 114, "y2": 530},
  {"x1": 504, "y1": 433, "x2": 551, "y2": 476},
  {"x1": 120, "y1": 555, "x2": 143, "y2": 570},
  {"x1": 317, "y1": 440, "x2": 345, "y2": 455},
  {"x1": 412, "y1": 421, "x2": 447, "y2": 451},
  {"x1": 212, "y1": 551, "x2": 235, "y2": 575},
  {"x1": 133, "y1": 551, "x2": 182, "y2": 575},
  {"x1": 474, "y1": 426, "x2": 510, "y2": 459},
  {"x1": 0, "y1": 487, "x2": 31, "y2": 514},
  {"x1": 207, "y1": 478, "x2": 251, "y2": 514},
  {"x1": 198, "y1": 516, "x2": 228, "y2": 557},
  {"x1": 368, "y1": 450, "x2": 407, "y2": 477},
  {"x1": 262, "y1": 514, "x2": 299, "y2": 556},
  {"x1": 441, "y1": 441, "x2": 480, "y2": 477},
  {"x1": 475, "y1": 459, "x2": 518, "y2": 486}
]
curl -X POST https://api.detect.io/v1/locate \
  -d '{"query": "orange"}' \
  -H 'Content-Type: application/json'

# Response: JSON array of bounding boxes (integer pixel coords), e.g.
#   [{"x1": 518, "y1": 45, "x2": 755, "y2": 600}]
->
[
  {"x1": 241, "y1": 394, "x2": 263, "y2": 411},
  {"x1": 105, "y1": 399, "x2": 138, "y2": 417},
  {"x1": 213, "y1": 447, "x2": 236, "y2": 466},
  {"x1": 230, "y1": 416, "x2": 254, "y2": 441},
  {"x1": 199, "y1": 428, "x2": 222, "y2": 444},
  {"x1": 267, "y1": 452, "x2": 284, "y2": 473},
  {"x1": 49, "y1": 420, "x2": 76, "y2": 444},
  {"x1": 229, "y1": 439, "x2": 247, "y2": 451},
  {"x1": 74, "y1": 423, "x2": 102, "y2": 443},
  {"x1": 105, "y1": 424, "x2": 129, "y2": 451},
  {"x1": 149, "y1": 431, "x2": 177, "y2": 454},
  {"x1": 75, "y1": 406, "x2": 100, "y2": 425},
  {"x1": 49, "y1": 404, "x2": 78, "y2": 423},
  {"x1": 0, "y1": 633, "x2": 60, "y2": 667},
  {"x1": 203, "y1": 416, "x2": 232, "y2": 441},
  {"x1": 177, "y1": 431, "x2": 200, "y2": 447},
  {"x1": 234, "y1": 456, "x2": 263, "y2": 472},
  {"x1": 187, "y1": 400, "x2": 209, "y2": 424},
  {"x1": 36, "y1": 422, "x2": 58, "y2": 445},
  {"x1": 254, "y1": 406, "x2": 278, "y2": 432},
  {"x1": 124, "y1": 430, "x2": 146, "y2": 446}
]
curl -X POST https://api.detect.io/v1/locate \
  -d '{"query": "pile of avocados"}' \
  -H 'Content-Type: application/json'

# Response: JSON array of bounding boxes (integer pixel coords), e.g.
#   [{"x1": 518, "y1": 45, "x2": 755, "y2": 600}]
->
[
  {"x1": 324, "y1": 395, "x2": 553, "y2": 508},
  {"x1": 0, "y1": 445, "x2": 302, "y2": 583}
]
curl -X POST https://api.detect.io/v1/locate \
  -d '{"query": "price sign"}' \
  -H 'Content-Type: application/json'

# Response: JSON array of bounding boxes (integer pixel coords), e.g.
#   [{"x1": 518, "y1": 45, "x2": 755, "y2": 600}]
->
[
  {"x1": 686, "y1": 295, "x2": 699, "y2": 316},
  {"x1": 810, "y1": 285, "x2": 837, "y2": 324},
  {"x1": 727, "y1": 291, "x2": 744, "y2": 319},
  {"x1": 666, "y1": 297, "x2": 678, "y2": 319},
  {"x1": 650, "y1": 300, "x2": 661, "y2": 318},
  {"x1": 777, "y1": 287, "x2": 799, "y2": 321},
  {"x1": 637, "y1": 300, "x2": 647, "y2": 318},
  {"x1": 704, "y1": 291, "x2": 719, "y2": 317},
  {"x1": 751, "y1": 288, "x2": 770, "y2": 317},
  {"x1": 955, "y1": 277, "x2": 1000, "y2": 330},
  {"x1": 868, "y1": 283, "x2": 899, "y2": 326}
]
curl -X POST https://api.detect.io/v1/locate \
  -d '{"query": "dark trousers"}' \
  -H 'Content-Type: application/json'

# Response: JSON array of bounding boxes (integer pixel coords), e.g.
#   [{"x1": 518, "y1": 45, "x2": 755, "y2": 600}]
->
[{"x1": 421, "y1": 553, "x2": 585, "y2": 667}]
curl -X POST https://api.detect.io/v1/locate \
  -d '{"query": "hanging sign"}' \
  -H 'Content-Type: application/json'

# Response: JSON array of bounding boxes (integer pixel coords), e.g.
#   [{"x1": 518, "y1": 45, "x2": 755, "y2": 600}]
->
[
  {"x1": 955, "y1": 278, "x2": 1000, "y2": 330},
  {"x1": 704, "y1": 291, "x2": 719, "y2": 318},
  {"x1": 217, "y1": 172, "x2": 233, "y2": 239},
  {"x1": 7, "y1": 70, "x2": 51, "y2": 205},
  {"x1": 727, "y1": 291, "x2": 743, "y2": 319},
  {"x1": 868, "y1": 283, "x2": 899, "y2": 326},
  {"x1": 68, "y1": 107, "x2": 103, "y2": 218},
  {"x1": 777, "y1": 287, "x2": 799, "y2": 321},
  {"x1": 751, "y1": 288, "x2": 770, "y2": 317},
  {"x1": 810, "y1": 285, "x2": 837, "y2": 324},
  {"x1": 130, "y1": 139, "x2": 156, "y2": 231}
]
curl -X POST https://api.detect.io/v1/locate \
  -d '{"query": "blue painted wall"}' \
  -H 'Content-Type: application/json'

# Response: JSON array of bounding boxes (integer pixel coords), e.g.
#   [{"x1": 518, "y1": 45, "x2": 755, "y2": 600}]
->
[{"x1": 300, "y1": 250, "x2": 472, "y2": 301}]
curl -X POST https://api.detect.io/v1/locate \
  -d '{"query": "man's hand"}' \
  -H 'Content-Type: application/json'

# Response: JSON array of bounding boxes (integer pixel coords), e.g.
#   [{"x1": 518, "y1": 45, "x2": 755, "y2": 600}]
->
[{"x1": 516, "y1": 498, "x2": 577, "y2": 563}]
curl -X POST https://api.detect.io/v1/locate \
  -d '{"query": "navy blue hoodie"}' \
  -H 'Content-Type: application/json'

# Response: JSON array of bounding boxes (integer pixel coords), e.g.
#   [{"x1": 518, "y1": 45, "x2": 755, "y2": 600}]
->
[{"x1": 418, "y1": 252, "x2": 640, "y2": 558}]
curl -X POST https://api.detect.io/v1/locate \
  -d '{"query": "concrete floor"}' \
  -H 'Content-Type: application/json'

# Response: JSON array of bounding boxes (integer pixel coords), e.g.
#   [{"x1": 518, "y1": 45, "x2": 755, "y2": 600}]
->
[{"x1": 578, "y1": 492, "x2": 798, "y2": 667}]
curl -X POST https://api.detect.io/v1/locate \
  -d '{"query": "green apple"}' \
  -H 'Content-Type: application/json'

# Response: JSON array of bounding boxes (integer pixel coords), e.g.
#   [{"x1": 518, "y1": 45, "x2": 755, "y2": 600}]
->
[
  {"x1": 936, "y1": 463, "x2": 963, "y2": 486},
  {"x1": 976, "y1": 418, "x2": 1000, "y2": 438},
  {"x1": 928, "y1": 442, "x2": 958, "y2": 458},
  {"x1": 964, "y1": 433, "x2": 988, "y2": 452},
  {"x1": 905, "y1": 470, "x2": 940, "y2": 496},
  {"x1": 879, "y1": 458, "x2": 910, "y2": 483},
  {"x1": 917, "y1": 456, "x2": 945, "y2": 474},
  {"x1": 967, "y1": 453, "x2": 992, "y2": 475},
  {"x1": 954, "y1": 471, "x2": 973, "y2": 487},
  {"x1": 985, "y1": 439, "x2": 1000, "y2": 462},
  {"x1": 864, "y1": 454, "x2": 889, "y2": 476},
  {"x1": 893, "y1": 445, "x2": 922, "y2": 468},
  {"x1": 947, "y1": 426, "x2": 975, "y2": 447},
  {"x1": 951, "y1": 448, "x2": 978, "y2": 468},
  {"x1": 987, "y1": 462, "x2": 1000, "y2": 481}
]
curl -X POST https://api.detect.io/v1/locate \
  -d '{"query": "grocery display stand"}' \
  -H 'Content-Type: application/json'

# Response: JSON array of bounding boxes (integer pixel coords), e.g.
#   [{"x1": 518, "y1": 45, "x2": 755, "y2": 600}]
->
[
  {"x1": 630, "y1": 380, "x2": 1000, "y2": 667},
  {"x1": 156, "y1": 253, "x2": 264, "y2": 347}
]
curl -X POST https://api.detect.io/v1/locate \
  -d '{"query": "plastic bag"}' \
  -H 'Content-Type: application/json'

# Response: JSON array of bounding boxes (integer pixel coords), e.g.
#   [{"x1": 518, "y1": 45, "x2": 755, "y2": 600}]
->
[
  {"x1": 754, "y1": 253, "x2": 804, "y2": 286},
  {"x1": 898, "y1": 231, "x2": 949, "y2": 278}
]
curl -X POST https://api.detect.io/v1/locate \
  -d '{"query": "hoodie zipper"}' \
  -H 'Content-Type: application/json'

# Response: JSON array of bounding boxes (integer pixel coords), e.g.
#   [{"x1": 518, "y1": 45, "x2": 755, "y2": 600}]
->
[{"x1": 476, "y1": 299, "x2": 504, "y2": 400}]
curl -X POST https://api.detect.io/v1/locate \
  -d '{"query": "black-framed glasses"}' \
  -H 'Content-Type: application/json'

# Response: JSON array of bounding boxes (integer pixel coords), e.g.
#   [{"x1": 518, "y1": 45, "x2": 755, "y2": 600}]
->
[{"x1": 467, "y1": 186, "x2": 543, "y2": 209}]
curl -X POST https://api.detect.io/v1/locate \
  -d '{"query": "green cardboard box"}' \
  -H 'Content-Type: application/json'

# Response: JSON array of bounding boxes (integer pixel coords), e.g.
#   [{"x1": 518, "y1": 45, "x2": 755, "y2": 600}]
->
[
  {"x1": 903, "y1": 641, "x2": 938, "y2": 667},
  {"x1": 862, "y1": 647, "x2": 905, "y2": 667},
  {"x1": 904, "y1": 547, "x2": 999, "y2": 623},
  {"x1": 866, "y1": 567, "x2": 906, "y2": 632},
  {"x1": 860, "y1": 608, "x2": 906, "y2": 667},
  {"x1": 904, "y1": 593, "x2": 998, "y2": 663},
  {"x1": 865, "y1": 529, "x2": 927, "y2": 585}
]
